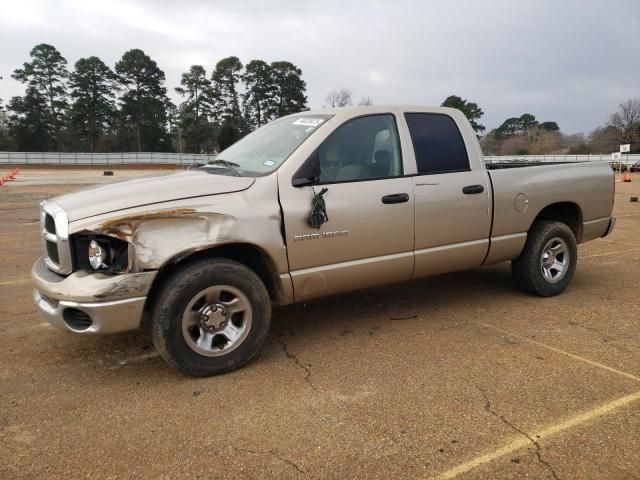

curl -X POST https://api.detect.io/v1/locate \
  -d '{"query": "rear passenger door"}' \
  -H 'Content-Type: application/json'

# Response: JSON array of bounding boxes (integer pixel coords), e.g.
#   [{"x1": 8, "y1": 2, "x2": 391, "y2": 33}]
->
[{"x1": 404, "y1": 112, "x2": 491, "y2": 277}]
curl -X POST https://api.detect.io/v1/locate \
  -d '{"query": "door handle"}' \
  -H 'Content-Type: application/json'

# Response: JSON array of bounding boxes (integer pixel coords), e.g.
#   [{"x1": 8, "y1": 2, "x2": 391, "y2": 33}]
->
[
  {"x1": 462, "y1": 184, "x2": 485, "y2": 194},
  {"x1": 382, "y1": 193, "x2": 410, "y2": 204}
]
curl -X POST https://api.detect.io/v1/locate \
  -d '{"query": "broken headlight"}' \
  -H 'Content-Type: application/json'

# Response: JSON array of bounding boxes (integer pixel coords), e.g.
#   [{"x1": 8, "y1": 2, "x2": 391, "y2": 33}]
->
[
  {"x1": 88, "y1": 240, "x2": 106, "y2": 269},
  {"x1": 72, "y1": 235, "x2": 129, "y2": 273}
]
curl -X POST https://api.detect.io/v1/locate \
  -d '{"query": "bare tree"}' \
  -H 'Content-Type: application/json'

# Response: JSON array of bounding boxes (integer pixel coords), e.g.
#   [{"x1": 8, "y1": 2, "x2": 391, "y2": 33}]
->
[
  {"x1": 325, "y1": 88, "x2": 352, "y2": 108},
  {"x1": 530, "y1": 131, "x2": 562, "y2": 154},
  {"x1": 589, "y1": 126, "x2": 619, "y2": 153},
  {"x1": 358, "y1": 96, "x2": 373, "y2": 106},
  {"x1": 608, "y1": 98, "x2": 640, "y2": 144}
]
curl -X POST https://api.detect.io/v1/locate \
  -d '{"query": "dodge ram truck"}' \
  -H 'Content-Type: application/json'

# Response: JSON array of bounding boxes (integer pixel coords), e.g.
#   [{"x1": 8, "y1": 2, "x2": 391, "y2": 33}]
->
[{"x1": 32, "y1": 106, "x2": 616, "y2": 376}]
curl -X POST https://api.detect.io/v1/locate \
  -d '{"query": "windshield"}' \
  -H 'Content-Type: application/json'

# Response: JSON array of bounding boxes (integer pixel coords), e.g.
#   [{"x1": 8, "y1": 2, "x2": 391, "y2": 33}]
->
[{"x1": 202, "y1": 114, "x2": 332, "y2": 176}]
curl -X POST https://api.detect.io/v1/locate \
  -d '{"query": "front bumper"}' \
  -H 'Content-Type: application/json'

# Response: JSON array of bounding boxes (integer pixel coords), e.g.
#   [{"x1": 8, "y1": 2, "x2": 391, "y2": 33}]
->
[
  {"x1": 34, "y1": 290, "x2": 147, "y2": 333},
  {"x1": 31, "y1": 257, "x2": 156, "y2": 334}
]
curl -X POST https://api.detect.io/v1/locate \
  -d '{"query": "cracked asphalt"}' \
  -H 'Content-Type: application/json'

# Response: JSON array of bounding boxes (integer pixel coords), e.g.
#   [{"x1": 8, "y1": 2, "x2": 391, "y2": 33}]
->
[{"x1": 1, "y1": 169, "x2": 639, "y2": 479}]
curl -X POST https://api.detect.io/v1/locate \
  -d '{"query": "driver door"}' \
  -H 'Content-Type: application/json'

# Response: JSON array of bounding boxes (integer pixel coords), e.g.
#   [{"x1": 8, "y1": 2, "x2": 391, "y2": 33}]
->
[{"x1": 278, "y1": 114, "x2": 415, "y2": 302}]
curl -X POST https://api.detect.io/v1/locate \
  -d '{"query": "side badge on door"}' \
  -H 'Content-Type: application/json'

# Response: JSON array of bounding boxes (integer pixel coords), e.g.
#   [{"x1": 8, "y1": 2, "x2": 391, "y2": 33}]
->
[
  {"x1": 294, "y1": 230, "x2": 348, "y2": 242},
  {"x1": 307, "y1": 187, "x2": 329, "y2": 229}
]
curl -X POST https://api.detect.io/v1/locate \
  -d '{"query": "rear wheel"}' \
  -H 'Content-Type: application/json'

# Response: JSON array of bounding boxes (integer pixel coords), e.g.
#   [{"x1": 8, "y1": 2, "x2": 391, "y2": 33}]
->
[
  {"x1": 151, "y1": 258, "x2": 271, "y2": 376},
  {"x1": 511, "y1": 220, "x2": 577, "y2": 297}
]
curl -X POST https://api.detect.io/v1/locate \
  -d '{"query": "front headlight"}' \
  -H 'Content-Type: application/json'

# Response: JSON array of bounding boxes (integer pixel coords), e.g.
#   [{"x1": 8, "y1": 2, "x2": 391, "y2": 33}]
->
[
  {"x1": 72, "y1": 235, "x2": 129, "y2": 273},
  {"x1": 88, "y1": 240, "x2": 108, "y2": 269}
]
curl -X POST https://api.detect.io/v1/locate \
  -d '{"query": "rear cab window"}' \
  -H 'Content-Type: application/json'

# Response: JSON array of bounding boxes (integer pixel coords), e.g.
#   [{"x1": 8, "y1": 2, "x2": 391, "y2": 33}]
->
[{"x1": 404, "y1": 113, "x2": 470, "y2": 175}]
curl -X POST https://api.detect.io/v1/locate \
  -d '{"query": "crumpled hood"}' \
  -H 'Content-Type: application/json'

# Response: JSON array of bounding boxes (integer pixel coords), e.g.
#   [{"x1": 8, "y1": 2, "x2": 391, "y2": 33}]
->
[{"x1": 53, "y1": 170, "x2": 255, "y2": 222}]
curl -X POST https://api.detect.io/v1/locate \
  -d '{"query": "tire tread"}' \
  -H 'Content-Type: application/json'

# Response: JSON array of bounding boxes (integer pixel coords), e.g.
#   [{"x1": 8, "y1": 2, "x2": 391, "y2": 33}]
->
[
  {"x1": 512, "y1": 220, "x2": 577, "y2": 297},
  {"x1": 151, "y1": 258, "x2": 271, "y2": 376}
]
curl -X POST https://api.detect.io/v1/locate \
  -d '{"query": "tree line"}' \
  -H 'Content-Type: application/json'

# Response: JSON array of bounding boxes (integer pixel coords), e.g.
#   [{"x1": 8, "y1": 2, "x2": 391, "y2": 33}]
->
[
  {"x1": 442, "y1": 94, "x2": 640, "y2": 155},
  {"x1": 0, "y1": 44, "x2": 308, "y2": 153},
  {"x1": 1, "y1": 46, "x2": 638, "y2": 156}
]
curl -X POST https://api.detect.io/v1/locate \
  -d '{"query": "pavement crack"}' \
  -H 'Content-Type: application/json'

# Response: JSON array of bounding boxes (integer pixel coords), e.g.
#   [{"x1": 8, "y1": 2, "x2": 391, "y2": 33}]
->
[
  {"x1": 474, "y1": 383, "x2": 560, "y2": 480},
  {"x1": 273, "y1": 336, "x2": 317, "y2": 392},
  {"x1": 230, "y1": 444, "x2": 309, "y2": 477}
]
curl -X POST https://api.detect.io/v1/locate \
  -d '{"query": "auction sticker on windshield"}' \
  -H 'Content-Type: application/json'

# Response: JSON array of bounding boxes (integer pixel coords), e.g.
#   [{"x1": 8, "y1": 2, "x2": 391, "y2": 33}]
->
[{"x1": 293, "y1": 118, "x2": 325, "y2": 127}]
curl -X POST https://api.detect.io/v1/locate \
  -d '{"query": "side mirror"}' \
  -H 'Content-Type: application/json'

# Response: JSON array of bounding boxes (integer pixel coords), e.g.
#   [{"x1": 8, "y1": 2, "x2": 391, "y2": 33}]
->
[
  {"x1": 292, "y1": 150, "x2": 321, "y2": 187},
  {"x1": 292, "y1": 175, "x2": 318, "y2": 187}
]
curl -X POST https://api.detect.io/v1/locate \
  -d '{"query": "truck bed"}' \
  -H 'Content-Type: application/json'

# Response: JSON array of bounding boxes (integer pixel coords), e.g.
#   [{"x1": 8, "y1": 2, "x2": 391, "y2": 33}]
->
[{"x1": 486, "y1": 160, "x2": 614, "y2": 240}]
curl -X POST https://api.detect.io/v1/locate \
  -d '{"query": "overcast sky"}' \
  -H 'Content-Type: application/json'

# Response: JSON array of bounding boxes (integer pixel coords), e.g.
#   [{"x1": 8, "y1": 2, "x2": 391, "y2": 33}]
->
[{"x1": 1, "y1": 0, "x2": 639, "y2": 134}]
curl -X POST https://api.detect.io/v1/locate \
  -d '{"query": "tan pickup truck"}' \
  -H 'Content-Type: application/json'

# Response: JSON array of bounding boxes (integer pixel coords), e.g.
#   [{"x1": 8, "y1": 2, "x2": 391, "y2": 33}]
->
[{"x1": 32, "y1": 106, "x2": 616, "y2": 376}]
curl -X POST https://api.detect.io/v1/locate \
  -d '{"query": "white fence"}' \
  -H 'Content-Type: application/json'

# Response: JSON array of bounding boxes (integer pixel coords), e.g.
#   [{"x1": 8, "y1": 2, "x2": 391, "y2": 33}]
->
[
  {"x1": 484, "y1": 154, "x2": 640, "y2": 164},
  {"x1": 0, "y1": 151, "x2": 215, "y2": 165},
  {"x1": 0, "y1": 151, "x2": 638, "y2": 166}
]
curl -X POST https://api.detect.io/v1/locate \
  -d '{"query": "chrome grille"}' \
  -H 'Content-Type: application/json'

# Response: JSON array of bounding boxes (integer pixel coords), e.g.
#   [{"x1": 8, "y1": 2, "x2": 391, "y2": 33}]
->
[
  {"x1": 40, "y1": 201, "x2": 73, "y2": 275},
  {"x1": 44, "y1": 214, "x2": 56, "y2": 234},
  {"x1": 46, "y1": 240, "x2": 60, "y2": 263}
]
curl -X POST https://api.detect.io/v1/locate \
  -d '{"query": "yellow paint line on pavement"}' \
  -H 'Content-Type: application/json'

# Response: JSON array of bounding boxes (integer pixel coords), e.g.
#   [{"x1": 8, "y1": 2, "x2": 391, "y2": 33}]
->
[
  {"x1": 597, "y1": 239, "x2": 640, "y2": 247},
  {"x1": 434, "y1": 390, "x2": 640, "y2": 479},
  {"x1": 0, "y1": 278, "x2": 31, "y2": 286},
  {"x1": 477, "y1": 322, "x2": 640, "y2": 383},
  {"x1": 581, "y1": 247, "x2": 640, "y2": 258}
]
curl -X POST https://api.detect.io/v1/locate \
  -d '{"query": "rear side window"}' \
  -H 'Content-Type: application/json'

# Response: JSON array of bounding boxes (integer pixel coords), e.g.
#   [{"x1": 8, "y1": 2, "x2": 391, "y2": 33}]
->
[{"x1": 404, "y1": 113, "x2": 470, "y2": 174}]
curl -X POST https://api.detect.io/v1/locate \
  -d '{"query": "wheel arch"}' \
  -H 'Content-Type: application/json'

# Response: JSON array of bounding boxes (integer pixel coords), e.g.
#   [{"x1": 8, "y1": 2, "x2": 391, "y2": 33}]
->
[
  {"x1": 529, "y1": 202, "x2": 583, "y2": 242},
  {"x1": 144, "y1": 243, "x2": 286, "y2": 314}
]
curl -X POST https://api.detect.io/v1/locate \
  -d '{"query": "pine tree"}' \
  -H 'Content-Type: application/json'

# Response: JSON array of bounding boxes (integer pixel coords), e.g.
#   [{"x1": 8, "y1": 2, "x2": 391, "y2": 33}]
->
[
  {"x1": 175, "y1": 65, "x2": 213, "y2": 153},
  {"x1": 0, "y1": 99, "x2": 12, "y2": 150},
  {"x1": 11, "y1": 44, "x2": 69, "y2": 150},
  {"x1": 441, "y1": 95, "x2": 485, "y2": 134},
  {"x1": 242, "y1": 60, "x2": 274, "y2": 128},
  {"x1": 115, "y1": 49, "x2": 170, "y2": 151},
  {"x1": 269, "y1": 61, "x2": 307, "y2": 119},
  {"x1": 69, "y1": 56, "x2": 118, "y2": 151},
  {"x1": 211, "y1": 56, "x2": 246, "y2": 147},
  {"x1": 211, "y1": 56, "x2": 244, "y2": 124},
  {"x1": 8, "y1": 90, "x2": 51, "y2": 151},
  {"x1": 166, "y1": 101, "x2": 182, "y2": 153}
]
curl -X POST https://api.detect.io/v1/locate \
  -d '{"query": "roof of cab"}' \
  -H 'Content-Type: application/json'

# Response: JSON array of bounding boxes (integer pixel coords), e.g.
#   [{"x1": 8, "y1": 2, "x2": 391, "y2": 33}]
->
[{"x1": 287, "y1": 105, "x2": 461, "y2": 118}]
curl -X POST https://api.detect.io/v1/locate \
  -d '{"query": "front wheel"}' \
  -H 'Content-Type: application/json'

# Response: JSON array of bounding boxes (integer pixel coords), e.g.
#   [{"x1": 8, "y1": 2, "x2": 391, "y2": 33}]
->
[
  {"x1": 151, "y1": 258, "x2": 271, "y2": 376},
  {"x1": 511, "y1": 220, "x2": 577, "y2": 297}
]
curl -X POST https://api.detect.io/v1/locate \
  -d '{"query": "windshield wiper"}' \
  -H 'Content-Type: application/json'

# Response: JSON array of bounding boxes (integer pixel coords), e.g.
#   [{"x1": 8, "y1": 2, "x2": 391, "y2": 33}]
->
[{"x1": 205, "y1": 159, "x2": 241, "y2": 177}]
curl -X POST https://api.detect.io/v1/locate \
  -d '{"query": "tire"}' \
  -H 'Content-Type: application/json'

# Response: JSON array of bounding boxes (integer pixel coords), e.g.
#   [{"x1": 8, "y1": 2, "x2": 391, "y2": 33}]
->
[
  {"x1": 511, "y1": 220, "x2": 577, "y2": 297},
  {"x1": 151, "y1": 258, "x2": 271, "y2": 376}
]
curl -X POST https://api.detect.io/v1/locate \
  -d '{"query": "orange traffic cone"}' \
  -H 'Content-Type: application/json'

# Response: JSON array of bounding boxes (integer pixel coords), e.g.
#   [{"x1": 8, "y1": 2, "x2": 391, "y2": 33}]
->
[{"x1": 623, "y1": 171, "x2": 632, "y2": 182}]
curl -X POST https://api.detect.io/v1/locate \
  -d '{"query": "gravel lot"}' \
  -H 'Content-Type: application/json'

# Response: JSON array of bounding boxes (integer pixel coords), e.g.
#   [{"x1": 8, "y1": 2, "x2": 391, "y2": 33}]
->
[{"x1": 1, "y1": 168, "x2": 639, "y2": 479}]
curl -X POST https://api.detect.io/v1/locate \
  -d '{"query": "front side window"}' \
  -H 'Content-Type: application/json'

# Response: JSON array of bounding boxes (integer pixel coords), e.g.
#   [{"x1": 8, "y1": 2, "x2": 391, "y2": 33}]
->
[
  {"x1": 295, "y1": 114, "x2": 403, "y2": 184},
  {"x1": 405, "y1": 113, "x2": 470, "y2": 175}
]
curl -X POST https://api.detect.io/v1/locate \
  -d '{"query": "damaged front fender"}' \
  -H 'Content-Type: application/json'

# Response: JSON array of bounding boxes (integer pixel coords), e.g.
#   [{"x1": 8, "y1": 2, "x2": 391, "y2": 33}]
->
[
  {"x1": 66, "y1": 176, "x2": 292, "y2": 303},
  {"x1": 97, "y1": 208, "x2": 235, "y2": 270}
]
